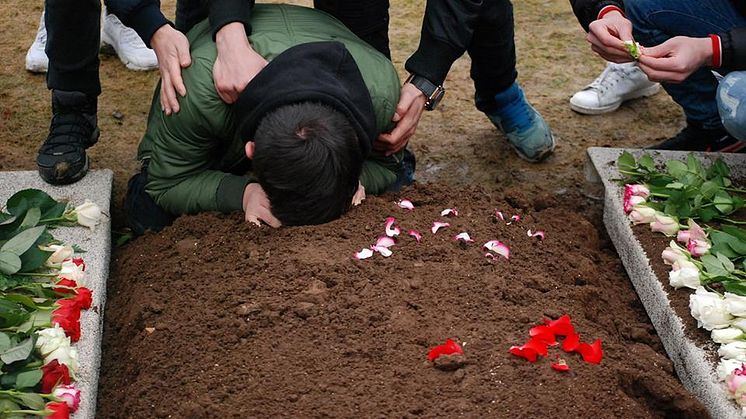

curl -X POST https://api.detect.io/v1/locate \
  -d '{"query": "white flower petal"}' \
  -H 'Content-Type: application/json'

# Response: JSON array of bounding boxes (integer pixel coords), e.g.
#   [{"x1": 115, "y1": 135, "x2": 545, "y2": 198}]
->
[
  {"x1": 440, "y1": 208, "x2": 459, "y2": 217},
  {"x1": 376, "y1": 236, "x2": 396, "y2": 248},
  {"x1": 385, "y1": 217, "x2": 401, "y2": 237},
  {"x1": 354, "y1": 248, "x2": 374, "y2": 260},
  {"x1": 373, "y1": 246, "x2": 393, "y2": 257},
  {"x1": 483, "y1": 240, "x2": 510, "y2": 259},
  {"x1": 397, "y1": 199, "x2": 415, "y2": 210},
  {"x1": 454, "y1": 232, "x2": 474, "y2": 242},
  {"x1": 431, "y1": 221, "x2": 450, "y2": 234},
  {"x1": 408, "y1": 230, "x2": 422, "y2": 242}
]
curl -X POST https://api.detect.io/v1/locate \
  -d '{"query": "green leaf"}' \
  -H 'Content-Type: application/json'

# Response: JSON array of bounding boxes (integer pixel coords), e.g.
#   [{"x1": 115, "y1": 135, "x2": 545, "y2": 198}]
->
[
  {"x1": 701, "y1": 254, "x2": 729, "y2": 277},
  {"x1": 700, "y1": 181, "x2": 720, "y2": 199},
  {"x1": 666, "y1": 160, "x2": 688, "y2": 179},
  {"x1": 618, "y1": 151, "x2": 636, "y2": 173},
  {"x1": 4, "y1": 294, "x2": 38, "y2": 310},
  {"x1": 687, "y1": 154, "x2": 705, "y2": 178},
  {"x1": 722, "y1": 225, "x2": 746, "y2": 242},
  {"x1": 0, "y1": 252, "x2": 22, "y2": 275},
  {"x1": 11, "y1": 391, "x2": 45, "y2": 410},
  {"x1": 698, "y1": 207, "x2": 719, "y2": 222},
  {"x1": 0, "y1": 332, "x2": 10, "y2": 352},
  {"x1": 0, "y1": 273, "x2": 30, "y2": 292},
  {"x1": 710, "y1": 158, "x2": 731, "y2": 178},
  {"x1": 0, "y1": 337, "x2": 34, "y2": 364},
  {"x1": 665, "y1": 182, "x2": 685, "y2": 190},
  {"x1": 0, "y1": 215, "x2": 17, "y2": 226},
  {"x1": 16, "y1": 310, "x2": 52, "y2": 334},
  {"x1": 14, "y1": 370, "x2": 43, "y2": 390},
  {"x1": 0, "y1": 299, "x2": 28, "y2": 329},
  {"x1": 714, "y1": 191, "x2": 735, "y2": 214},
  {"x1": 0, "y1": 398, "x2": 22, "y2": 418},
  {"x1": 0, "y1": 226, "x2": 46, "y2": 256},
  {"x1": 18, "y1": 208, "x2": 40, "y2": 230},
  {"x1": 7, "y1": 189, "x2": 57, "y2": 216},
  {"x1": 723, "y1": 280, "x2": 746, "y2": 297},
  {"x1": 710, "y1": 230, "x2": 746, "y2": 257},
  {"x1": 716, "y1": 252, "x2": 736, "y2": 272},
  {"x1": 638, "y1": 154, "x2": 655, "y2": 171}
]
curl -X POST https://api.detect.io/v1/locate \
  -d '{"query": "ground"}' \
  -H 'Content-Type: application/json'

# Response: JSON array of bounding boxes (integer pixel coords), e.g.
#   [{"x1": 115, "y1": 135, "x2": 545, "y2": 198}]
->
[{"x1": 0, "y1": 0, "x2": 684, "y2": 223}]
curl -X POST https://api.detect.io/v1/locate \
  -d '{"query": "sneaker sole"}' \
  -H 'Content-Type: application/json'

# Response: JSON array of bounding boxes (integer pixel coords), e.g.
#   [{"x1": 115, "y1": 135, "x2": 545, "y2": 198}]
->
[
  {"x1": 569, "y1": 83, "x2": 661, "y2": 115},
  {"x1": 508, "y1": 132, "x2": 557, "y2": 163},
  {"x1": 101, "y1": 31, "x2": 157, "y2": 72},
  {"x1": 38, "y1": 155, "x2": 90, "y2": 185}
]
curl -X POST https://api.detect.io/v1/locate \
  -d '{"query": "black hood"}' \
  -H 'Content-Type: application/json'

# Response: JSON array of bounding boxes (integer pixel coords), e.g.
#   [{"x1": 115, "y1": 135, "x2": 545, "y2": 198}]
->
[{"x1": 234, "y1": 41, "x2": 376, "y2": 156}]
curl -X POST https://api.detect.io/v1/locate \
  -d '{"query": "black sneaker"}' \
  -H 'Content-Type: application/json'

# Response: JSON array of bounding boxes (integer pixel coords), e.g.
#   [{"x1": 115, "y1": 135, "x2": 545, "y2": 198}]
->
[
  {"x1": 648, "y1": 124, "x2": 746, "y2": 153},
  {"x1": 37, "y1": 90, "x2": 99, "y2": 185}
]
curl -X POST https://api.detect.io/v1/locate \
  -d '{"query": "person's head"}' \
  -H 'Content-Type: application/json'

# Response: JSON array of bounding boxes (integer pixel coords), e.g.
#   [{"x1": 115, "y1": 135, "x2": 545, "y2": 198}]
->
[{"x1": 247, "y1": 102, "x2": 364, "y2": 226}]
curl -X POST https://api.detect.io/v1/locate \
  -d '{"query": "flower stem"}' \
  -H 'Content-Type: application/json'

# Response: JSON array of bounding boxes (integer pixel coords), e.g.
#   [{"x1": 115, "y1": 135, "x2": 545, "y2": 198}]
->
[
  {"x1": 14, "y1": 272, "x2": 58, "y2": 278},
  {"x1": 722, "y1": 219, "x2": 746, "y2": 225}
]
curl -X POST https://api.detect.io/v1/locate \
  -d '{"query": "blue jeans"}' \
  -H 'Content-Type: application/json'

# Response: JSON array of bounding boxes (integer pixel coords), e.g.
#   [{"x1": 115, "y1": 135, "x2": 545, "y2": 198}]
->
[
  {"x1": 625, "y1": 0, "x2": 746, "y2": 129},
  {"x1": 718, "y1": 71, "x2": 746, "y2": 140}
]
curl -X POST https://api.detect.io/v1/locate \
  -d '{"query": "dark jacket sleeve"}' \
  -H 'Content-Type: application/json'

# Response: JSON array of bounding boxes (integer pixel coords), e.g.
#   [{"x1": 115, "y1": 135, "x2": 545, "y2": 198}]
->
[
  {"x1": 404, "y1": 0, "x2": 482, "y2": 86},
  {"x1": 105, "y1": 0, "x2": 170, "y2": 48},
  {"x1": 569, "y1": 0, "x2": 624, "y2": 32},
  {"x1": 719, "y1": 27, "x2": 746, "y2": 71},
  {"x1": 208, "y1": 0, "x2": 253, "y2": 39}
]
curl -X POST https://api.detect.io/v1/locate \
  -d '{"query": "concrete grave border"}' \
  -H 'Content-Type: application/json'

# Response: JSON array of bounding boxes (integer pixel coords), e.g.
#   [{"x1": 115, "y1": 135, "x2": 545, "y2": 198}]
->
[
  {"x1": 0, "y1": 170, "x2": 113, "y2": 419},
  {"x1": 586, "y1": 147, "x2": 746, "y2": 419}
]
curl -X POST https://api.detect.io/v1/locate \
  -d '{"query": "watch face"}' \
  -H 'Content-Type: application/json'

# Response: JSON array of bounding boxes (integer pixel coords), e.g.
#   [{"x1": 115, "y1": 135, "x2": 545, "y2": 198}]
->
[{"x1": 427, "y1": 87, "x2": 445, "y2": 110}]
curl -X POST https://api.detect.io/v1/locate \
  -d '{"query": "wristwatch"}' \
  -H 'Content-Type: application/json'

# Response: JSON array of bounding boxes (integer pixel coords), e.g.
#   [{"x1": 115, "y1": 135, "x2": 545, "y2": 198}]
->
[{"x1": 405, "y1": 73, "x2": 445, "y2": 111}]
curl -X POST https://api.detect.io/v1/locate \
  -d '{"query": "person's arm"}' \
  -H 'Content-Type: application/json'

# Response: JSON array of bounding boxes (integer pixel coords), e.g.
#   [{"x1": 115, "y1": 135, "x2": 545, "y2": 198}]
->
[
  {"x1": 360, "y1": 150, "x2": 405, "y2": 195},
  {"x1": 105, "y1": 0, "x2": 170, "y2": 48},
  {"x1": 568, "y1": 0, "x2": 624, "y2": 33},
  {"x1": 719, "y1": 27, "x2": 746, "y2": 71}
]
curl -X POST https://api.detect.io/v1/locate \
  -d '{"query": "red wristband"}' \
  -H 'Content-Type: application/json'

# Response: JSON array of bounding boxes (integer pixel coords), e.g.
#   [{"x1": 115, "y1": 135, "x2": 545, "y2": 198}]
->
[
  {"x1": 598, "y1": 5, "x2": 624, "y2": 20},
  {"x1": 710, "y1": 34, "x2": 722, "y2": 68}
]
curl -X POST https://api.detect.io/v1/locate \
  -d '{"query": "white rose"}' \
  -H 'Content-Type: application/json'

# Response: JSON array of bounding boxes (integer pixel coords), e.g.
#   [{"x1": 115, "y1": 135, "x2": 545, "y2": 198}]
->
[
  {"x1": 75, "y1": 201, "x2": 102, "y2": 230},
  {"x1": 718, "y1": 359, "x2": 746, "y2": 381},
  {"x1": 41, "y1": 245, "x2": 74, "y2": 266},
  {"x1": 733, "y1": 318, "x2": 746, "y2": 332},
  {"x1": 690, "y1": 287, "x2": 734, "y2": 330},
  {"x1": 720, "y1": 342, "x2": 746, "y2": 361},
  {"x1": 35, "y1": 326, "x2": 70, "y2": 357},
  {"x1": 661, "y1": 241, "x2": 688, "y2": 266},
  {"x1": 668, "y1": 260, "x2": 701, "y2": 289},
  {"x1": 713, "y1": 328, "x2": 745, "y2": 344},
  {"x1": 45, "y1": 345, "x2": 79, "y2": 374},
  {"x1": 628, "y1": 206, "x2": 657, "y2": 224},
  {"x1": 726, "y1": 293, "x2": 746, "y2": 317},
  {"x1": 59, "y1": 259, "x2": 85, "y2": 284}
]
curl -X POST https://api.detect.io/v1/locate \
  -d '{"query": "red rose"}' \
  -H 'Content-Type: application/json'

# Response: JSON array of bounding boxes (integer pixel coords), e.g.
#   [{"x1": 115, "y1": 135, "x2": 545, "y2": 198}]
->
[
  {"x1": 73, "y1": 287, "x2": 93, "y2": 310},
  {"x1": 71, "y1": 258, "x2": 85, "y2": 271},
  {"x1": 46, "y1": 401, "x2": 70, "y2": 419},
  {"x1": 52, "y1": 300, "x2": 81, "y2": 342},
  {"x1": 41, "y1": 360, "x2": 71, "y2": 393},
  {"x1": 53, "y1": 279, "x2": 78, "y2": 296}
]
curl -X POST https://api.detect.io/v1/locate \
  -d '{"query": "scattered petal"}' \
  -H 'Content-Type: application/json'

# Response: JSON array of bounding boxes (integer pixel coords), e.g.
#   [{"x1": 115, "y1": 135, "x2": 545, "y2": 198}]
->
[
  {"x1": 431, "y1": 221, "x2": 450, "y2": 234},
  {"x1": 408, "y1": 229, "x2": 422, "y2": 242},
  {"x1": 354, "y1": 248, "x2": 374, "y2": 260},
  {"x1": 428, "y1": 338, "x2": 464, "y2": 362},
  {"x1": 511, "y1": 215, "x2": 521, "y2": 223},
  {"x1": 397, "y1": 199, "x2": 414, "y2": 210},
  {"x1": 375, "y1": 236, "x2": 396, "y2": 248},
  {"x1": 483, "y1": 240, "x2": 510, "y2": 259},
  {"x1": 545, "y1": 315, "x2": 576, "y2": 337},
  {"x1": 577, "y1": 339, "x2": 603, "y2": 364},
  {"x1": 484, "y1": 253, "x2": 496, "y2": 260},
  {"x1": 385, "y1": 217, "x2": 401, "y2": 237},
  {"x1": 372, "y1": 246, "x2": 393, "y2": 257},
  {"x1": 561, "y1": 333, "x2": 580, "y2": 352},
  {"x1": 495, "y1": 210, "x2": 505, "y2": 221},
  {"x1": 529, "y1": 325, "x2": 558, "y2": 346},
  {"x1": 441, "y1": 208, "x2": 459, "y2": 217},
  {"x1": 527, "y1": 229, "x2": 545, "y2": 240},
  {"x1": 509, "y1": 338, "x2": 548, "y2": 362},
  {"x1": 551, "y1": 357, "x2": 571, "y2": 372},
  {"x1": 454, "y1": 232, "x2": 474, "y2": 242}
]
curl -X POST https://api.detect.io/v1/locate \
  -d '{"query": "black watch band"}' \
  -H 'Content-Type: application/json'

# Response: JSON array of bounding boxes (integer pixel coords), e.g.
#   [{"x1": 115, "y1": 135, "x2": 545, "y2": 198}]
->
[{"x1": 405, "y1": 74, "x2": 445, "y2": 111}]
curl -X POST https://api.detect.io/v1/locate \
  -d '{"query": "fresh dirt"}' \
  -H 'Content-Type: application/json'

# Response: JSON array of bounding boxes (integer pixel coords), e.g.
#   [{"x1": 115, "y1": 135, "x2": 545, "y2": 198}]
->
[
  {"x1": 0, "y1": 0, "x2": 704, "y2": 416},
  {"x1": 97, "y1": 185, "x2": 707, "y2": 418}
]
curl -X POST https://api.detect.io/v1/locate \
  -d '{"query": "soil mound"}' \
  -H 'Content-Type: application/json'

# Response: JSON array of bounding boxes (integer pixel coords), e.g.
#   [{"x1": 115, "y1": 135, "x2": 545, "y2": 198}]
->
[{"x1": 97, "y1": 184, "x2": 706, "y2": 418}]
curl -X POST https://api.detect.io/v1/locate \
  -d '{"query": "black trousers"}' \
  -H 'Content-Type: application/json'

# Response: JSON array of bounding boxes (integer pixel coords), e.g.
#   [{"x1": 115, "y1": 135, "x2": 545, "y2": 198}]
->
[
  {"x1": 45, "y1": 0, "x2": 102, "y2": 96},
  {"x1": 471, "y1": 0, "x2": 518, "y2": 114},
  {"x1": 175, "y1": 0, "x2": 391, "y2": 58}
]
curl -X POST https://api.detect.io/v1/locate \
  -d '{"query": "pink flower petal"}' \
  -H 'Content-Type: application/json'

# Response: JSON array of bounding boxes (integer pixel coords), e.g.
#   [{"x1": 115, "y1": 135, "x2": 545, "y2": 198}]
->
[
  {"x1": 454, "y1": 232, "x2": 474, "y2": 242},
  {"x1": 484, "y1": 253, "x2": 497, "y2": 260},
  {"x1": 495, "y1": 210, "x2": 505, "y2": 221},
  {"x1": 507, "y1": 214, "x2": 521, "y2": 225},
  {"x1": 527, "y1": 229, "x2": 545, "y2": 240},
  {"x1": 385, "y1": 217, "x2": 401, "y2": 237},
  {"x1": 376, "y1": 236, "x2": 396, "y2": 248},
  {"x1": 440, "y1": 208, "x2": 459, "y2": 217},
  {"x1": 483, "y1": 240, "x2": 510, "y2": 259},
  {"x1": 397, "y1": 199, "x2": 414, "y2": 210},
  {"x1": 354, "y1": 248, "x2": 374, "y2": 260},
  {"x1": 408, "y1": 229, "x2": 422, "y2": 242},
  {"x1": 431, "y1": 221, "x2": 450, "y2": 234},
  {"x1": 372, "y1": 246, "x2": 393, "y2": 257}
]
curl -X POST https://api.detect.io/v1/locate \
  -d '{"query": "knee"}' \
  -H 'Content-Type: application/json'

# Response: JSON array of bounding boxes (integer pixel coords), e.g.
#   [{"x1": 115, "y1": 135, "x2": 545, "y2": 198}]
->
[
  {"x1": 624, "y1": 0, "x2": 657, "y2": 28},
  {"x1": 718, "y1": 72, "x2": 746, "y2": 141}
]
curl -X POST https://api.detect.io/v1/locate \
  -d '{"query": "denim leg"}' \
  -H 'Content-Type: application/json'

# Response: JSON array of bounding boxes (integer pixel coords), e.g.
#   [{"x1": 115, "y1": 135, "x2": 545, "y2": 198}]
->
[
  {"x1": 718, "y1": 71, "x2": 746, "y2": 141},
  {"x1": 625, "y1": 0, "x2": 746, "y2": 129}
]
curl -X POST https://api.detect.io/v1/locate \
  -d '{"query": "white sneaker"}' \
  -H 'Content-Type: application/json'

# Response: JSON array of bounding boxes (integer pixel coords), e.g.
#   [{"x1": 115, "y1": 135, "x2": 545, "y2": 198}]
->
[
  {"x1": 26, "y1": 12, "x2": 48, "y2": 73},
  {"x1": 101, "y1": 13, "x2": 157, "y2": 71},
  {"x1": 570, "y1": 62, "x2": 660, "y2": 115}
]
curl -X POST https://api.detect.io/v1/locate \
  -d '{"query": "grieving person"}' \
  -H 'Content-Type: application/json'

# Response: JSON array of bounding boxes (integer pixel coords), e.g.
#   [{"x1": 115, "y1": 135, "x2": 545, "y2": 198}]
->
[{"x1": 124, "y1": 4, "x2": 412, "y2": 234}]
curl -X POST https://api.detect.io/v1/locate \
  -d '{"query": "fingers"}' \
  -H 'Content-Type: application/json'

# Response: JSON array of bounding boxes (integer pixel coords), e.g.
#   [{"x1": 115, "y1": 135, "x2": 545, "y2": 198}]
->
[
  {"x1": 588, "y1": 32, "x2": 632, "y2": 62},
  {"x1": 159, "y1": 65, "x2": 179, "y2": 115}
]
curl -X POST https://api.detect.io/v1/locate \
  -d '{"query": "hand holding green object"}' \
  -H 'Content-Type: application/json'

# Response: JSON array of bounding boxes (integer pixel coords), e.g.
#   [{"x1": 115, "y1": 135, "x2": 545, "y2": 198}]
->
[{"x1": 624, "y1": 40, "x2": 642, "y2": 60}]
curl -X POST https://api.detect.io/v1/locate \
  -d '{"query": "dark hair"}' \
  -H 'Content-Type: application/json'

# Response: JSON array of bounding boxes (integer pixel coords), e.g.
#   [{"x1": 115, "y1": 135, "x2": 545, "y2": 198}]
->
[{"x1": 252, "y1": 102, "x2": 363, "y2": 226}]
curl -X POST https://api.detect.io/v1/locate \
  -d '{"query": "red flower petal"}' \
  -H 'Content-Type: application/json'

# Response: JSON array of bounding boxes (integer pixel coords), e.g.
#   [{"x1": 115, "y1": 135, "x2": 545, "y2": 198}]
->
[
  {"x1": 509, "y1": 345, "x2": 538, "y2": 362},
  {"x1": 551, "y1": 358, "x2": 571, "y2": 372},
  {"x1": 523, "y1": 337, "x2": 549, "y2": 356},
  {"x1": 72, "y1": 257, "x2": 86, "y2": 271},
  {"x1": 52, "y1": 300, "x2": 82, "y2": 342},
  {"x1": 545, "y1": 315, "x2": 576, "y2": 336},
  {"x1": 74, "y1": 287, "x2": 93, "y2": 310},
  {"x1": 562, "y1": 332, "x2": 580, "y2": 352},
  {"x1": 529, "y1": 325, "x2": 557, "y2": 346},
  {"x1": 53, "y1": 278, "x2": 78, "y2": 295},
  {"x1": 428, "y1": 338, "x2": 464, "y2": 362},
  {"x1": 46, "y1": 401, "x2": 71, "y2": 419},
  {"x1": 577, "y1": 339, "x2": 603, "y2": 364}
]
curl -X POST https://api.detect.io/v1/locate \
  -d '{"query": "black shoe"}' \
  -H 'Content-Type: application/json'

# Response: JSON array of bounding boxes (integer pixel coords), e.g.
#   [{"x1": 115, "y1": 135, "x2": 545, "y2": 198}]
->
[
  {"x1": 37, "y1": 90, "x2": 99, "y2": 185},
  {"x1": 648, "y1": 124, "x2": 746, "y2": 153}
]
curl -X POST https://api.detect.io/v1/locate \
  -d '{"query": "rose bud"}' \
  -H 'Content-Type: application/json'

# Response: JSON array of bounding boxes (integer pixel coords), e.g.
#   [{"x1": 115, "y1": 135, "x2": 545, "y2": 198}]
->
[{"x1": 650, "y1": 213, "x2": 680, "y2": 236}]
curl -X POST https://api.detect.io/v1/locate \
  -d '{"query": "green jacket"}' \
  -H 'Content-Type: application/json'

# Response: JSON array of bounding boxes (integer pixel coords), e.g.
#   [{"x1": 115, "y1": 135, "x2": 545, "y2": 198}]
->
[{"x1": 137, "y1": 4, "x2": 402, "y2": 215}]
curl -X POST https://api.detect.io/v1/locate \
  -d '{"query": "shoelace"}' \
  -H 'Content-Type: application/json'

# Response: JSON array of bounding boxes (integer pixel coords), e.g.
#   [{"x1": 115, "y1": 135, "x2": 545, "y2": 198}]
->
[
  {"x1": 40, "y1": 112, "x2": 94, "y2": 152},
  {"x1": 496, "y1": 92, "x2": 535, "y2": 134},
  {"x1": 587, "y1": 65, "x2": 625, "y2": 94}
]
